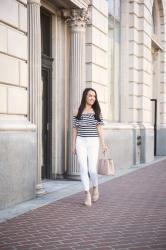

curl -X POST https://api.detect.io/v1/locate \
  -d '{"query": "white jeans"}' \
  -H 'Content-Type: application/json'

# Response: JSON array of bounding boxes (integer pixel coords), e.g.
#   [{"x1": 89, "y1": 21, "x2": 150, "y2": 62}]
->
[{"x1": 76, "y1": 136, "x2": 99, "y2": 191}]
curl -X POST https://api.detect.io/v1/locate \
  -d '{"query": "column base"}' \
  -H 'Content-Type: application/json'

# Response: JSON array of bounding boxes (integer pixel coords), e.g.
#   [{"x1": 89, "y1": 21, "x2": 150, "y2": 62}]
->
[
  {"x1": 66, "y1": 175, "x2": 81, "y2": 181},
  {"x1": 55, "y1": 173, "x2": 65, "y2": 180},
  {"x1": 36, "y1": 183, "x2": 46, "y2": 196}
]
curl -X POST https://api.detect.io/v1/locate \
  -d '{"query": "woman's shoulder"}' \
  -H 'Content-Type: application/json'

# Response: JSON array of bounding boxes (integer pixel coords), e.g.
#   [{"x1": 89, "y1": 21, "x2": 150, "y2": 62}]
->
[{"x1": 73, "y1": 110, "x2": 78, "y2": 117}]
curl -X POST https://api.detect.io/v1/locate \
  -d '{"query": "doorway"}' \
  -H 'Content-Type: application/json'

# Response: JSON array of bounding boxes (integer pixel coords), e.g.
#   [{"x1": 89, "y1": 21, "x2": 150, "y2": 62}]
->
[
  {"x1": 41, "y1": 8, "x2": 53, "y2": 179},
  {"x1": 151, "y1": 47, "x2": 159, "y2": 156}
]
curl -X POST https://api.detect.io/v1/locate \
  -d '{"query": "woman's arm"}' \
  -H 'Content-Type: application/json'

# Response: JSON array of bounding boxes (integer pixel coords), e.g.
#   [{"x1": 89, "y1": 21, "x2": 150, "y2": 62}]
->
[
  {"x1": 97, "y1": 125, "x2": 107, "y2": 153},
  {"x1": 72, "y1": 127, "x2": 77, "y2": 154}
]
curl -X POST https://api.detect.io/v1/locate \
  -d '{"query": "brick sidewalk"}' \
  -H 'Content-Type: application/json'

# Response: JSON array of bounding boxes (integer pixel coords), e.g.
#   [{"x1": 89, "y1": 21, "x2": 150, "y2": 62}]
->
[{"x1": 0, "y1": 160, "x2": 166, "y2": 250}]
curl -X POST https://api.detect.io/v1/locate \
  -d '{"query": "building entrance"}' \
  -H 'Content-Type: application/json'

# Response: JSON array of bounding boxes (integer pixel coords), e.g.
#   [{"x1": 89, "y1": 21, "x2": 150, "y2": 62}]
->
[{"x1": 41, "y1": 8, "x2": 53, "y2": 179}]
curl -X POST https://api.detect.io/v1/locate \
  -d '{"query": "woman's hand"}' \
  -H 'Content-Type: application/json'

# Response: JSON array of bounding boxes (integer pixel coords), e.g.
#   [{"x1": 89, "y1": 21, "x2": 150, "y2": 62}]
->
[
  {"x1": 72, "y1": 127, "x2": 77, "y2": 155},
  {"x1": 97, "y1": 124, "x2": 108, "y2": 153},
  {"x1": 101, "y1": 143, "x2": 108, "y2": 153},
  {"x1": 72, "y1": 144, "x2": 77, "y2": 155}
]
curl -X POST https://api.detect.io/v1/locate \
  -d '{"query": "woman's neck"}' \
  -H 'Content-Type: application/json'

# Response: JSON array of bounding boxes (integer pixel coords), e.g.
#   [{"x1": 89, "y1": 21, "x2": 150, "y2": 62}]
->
[{"x1": 84, "y1": 105, "x2": 93, "y2": 113}]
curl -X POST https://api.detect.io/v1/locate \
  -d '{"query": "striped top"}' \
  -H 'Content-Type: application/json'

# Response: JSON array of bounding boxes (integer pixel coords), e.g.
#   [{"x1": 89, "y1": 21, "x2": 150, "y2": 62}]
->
[{"x1": 73, "y1": 113, "x2": 104, "y2": 137}]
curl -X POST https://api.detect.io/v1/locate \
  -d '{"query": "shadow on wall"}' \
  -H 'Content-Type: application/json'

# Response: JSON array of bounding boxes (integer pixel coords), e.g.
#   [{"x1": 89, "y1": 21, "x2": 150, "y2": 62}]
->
[{"x1": 0, "y1": 131, "x2": 36, "y2": 210}]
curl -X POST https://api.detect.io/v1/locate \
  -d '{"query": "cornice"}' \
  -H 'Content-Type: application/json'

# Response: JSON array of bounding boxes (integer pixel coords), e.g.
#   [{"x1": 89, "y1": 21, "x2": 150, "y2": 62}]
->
[
  {"x1": 28, "y1": 0, "x2": 41, "y2": 5},
  {"x1": 70, "y1": 0, "x2": 90, "y2": 9}
]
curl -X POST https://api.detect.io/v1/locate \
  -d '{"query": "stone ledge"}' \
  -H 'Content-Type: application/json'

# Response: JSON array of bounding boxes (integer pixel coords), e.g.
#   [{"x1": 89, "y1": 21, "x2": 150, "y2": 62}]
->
[
  {"x1": 0, "y1": 116, "x2": 36, "y2": 131},
  {"x1": 104, "y1": 122, "x2": 155, "y2": 130},
  {"x1": 104, "y1": 122, "x2": 133, "y2": 130}
]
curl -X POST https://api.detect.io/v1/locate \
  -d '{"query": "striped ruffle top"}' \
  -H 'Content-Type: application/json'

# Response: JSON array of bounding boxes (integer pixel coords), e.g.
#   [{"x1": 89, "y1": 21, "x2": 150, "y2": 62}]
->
[{"x1": 73, "y1": 112, "x2": 104, "y2": 137}]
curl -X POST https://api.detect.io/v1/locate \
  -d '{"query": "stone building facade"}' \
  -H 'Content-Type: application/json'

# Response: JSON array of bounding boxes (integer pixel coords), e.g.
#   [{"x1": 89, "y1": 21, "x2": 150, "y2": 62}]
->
[{"x1": 0, "y1": 0, "x2": 166, "y2": 209}]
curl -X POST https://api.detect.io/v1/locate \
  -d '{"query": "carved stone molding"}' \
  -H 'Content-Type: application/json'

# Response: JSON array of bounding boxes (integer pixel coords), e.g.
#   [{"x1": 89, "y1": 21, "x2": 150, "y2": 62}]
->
[
  {"x1": 63, "y1": 8, "x2": 89, "y2": 31},
  {"x1": 28, "y1": 0, "x2": 41, "y2": 5},
  {"x1": 151, "y1": 46, "x2": 160, "y2": 55}
]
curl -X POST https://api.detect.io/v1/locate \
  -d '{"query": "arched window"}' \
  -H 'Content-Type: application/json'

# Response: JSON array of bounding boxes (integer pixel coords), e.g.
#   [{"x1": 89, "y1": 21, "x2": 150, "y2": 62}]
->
[
  {"x1": 152, "y1": 0, "x2": 161, "y2": 38},
  {"x1": 151, "y1": 0, "x2": 163, "y2": 56}
]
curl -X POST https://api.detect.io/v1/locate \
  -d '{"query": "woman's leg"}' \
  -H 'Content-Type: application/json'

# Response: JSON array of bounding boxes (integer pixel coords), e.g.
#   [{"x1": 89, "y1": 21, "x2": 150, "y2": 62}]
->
[
  {"x1": 76, "y1": 137, "x2": 92, "y2": 206},
  {"x1": 87, "y1": 137, "x2": 99, "y2": 188},
  {"x1": 87, "y1": 137, "x2": 100, "y2": 202},
  {"x1": 76, "y1": 137, "x2": 90, "y2": 192}
]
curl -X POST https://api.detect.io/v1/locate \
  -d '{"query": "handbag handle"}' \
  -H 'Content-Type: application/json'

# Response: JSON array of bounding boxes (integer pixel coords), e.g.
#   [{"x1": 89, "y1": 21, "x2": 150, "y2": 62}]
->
[{"x1": 102, "y1": 146, "x2": 111, "y2": 159}]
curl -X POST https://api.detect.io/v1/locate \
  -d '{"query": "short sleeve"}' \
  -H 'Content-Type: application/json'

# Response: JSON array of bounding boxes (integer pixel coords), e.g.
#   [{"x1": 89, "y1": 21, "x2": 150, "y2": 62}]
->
[
  {"x1": 73, "y1": 116, "x2": 78, "y2": 128},
  {"x1": 96, "y1": 113, "x2": 104, "y2": 126}
]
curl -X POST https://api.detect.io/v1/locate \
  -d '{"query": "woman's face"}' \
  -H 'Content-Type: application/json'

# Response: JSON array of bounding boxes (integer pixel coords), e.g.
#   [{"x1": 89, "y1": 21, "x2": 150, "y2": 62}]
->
[{"x1": 86, "y1": 90, "x2": 96, "y2": 106}]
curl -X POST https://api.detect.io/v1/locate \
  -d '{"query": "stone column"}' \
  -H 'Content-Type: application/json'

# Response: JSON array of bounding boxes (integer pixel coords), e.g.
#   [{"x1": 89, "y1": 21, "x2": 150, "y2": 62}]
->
[
  {"x1": 28, "y1": 0, "x2": 44, "y2": 194},
  {"x1": 64, "y1": 9, "x2": 89, "y2": 177}
]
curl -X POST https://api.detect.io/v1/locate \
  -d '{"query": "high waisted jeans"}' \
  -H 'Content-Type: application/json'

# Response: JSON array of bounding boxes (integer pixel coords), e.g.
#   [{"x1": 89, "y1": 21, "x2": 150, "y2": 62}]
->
[{"x1": 76, "y1": 136, "x2": 99, "y2": 191}]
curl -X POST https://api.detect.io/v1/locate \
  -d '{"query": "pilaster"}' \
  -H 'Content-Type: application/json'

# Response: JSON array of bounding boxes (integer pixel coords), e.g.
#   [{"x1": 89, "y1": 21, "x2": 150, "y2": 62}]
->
[
  {"x1": 120, "y1": 0, "x2": 129, "y2": 123},
  {"x1": 64, "y1": 8, "x2": 89, "y2": 176},
  {"x1": 28, "y1": 0, "x2": 44, "y2": 194}
]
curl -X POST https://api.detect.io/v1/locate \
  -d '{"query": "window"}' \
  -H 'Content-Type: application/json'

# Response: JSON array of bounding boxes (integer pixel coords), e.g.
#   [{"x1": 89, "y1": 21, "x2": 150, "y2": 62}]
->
[
  {"x1": 108, "y1": 0, "x2": 121, "y2": 121},
  {"x1": 151, "y1": 1, "x2": 163, "y2": 52}
]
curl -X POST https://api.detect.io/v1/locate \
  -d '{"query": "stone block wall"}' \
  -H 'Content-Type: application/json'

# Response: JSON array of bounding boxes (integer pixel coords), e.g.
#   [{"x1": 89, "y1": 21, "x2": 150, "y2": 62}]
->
[
  {"x1": 86, "y1": 0, "x2": 108, "y2": 118},
  {"x1": 0, "y1": 0, "x2": 36, "y2": 209},
  {"x1": 0, "y1": 0, "x2": 28, "y2": 116}
]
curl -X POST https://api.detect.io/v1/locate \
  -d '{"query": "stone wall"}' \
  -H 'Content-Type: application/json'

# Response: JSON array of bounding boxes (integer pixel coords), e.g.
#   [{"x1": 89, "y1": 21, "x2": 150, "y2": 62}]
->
[
  {"x1": 0, "y1": 0, "x2": 28, "y2": 116},
  {"x1": 0, "y1": 0, "x2": 36, "y2": 209},
  {"x1": 86, "y1": 0, "x2": 108, "y2": 118}
]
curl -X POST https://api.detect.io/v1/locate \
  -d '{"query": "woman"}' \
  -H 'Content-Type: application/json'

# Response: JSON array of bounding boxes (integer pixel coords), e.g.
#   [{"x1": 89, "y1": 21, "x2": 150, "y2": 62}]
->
[{"x1": 72, "y1": 88, "x2": 107, "y2": 207}]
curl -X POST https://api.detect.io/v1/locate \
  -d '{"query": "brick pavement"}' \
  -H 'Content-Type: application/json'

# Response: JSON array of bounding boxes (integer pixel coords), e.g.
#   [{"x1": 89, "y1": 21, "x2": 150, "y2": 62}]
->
[{"x1": 0, "y1": 160, "x2": 166, "y2": 250}]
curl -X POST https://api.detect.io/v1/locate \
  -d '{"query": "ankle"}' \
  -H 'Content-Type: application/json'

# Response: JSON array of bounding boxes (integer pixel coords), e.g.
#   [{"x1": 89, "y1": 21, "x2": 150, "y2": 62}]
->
[
  {"x1": 84, "y1": 191, "x2": 92, "y2": 207},
  {"x1": 92, "y1": 187, "x2": 99, "y2": 202}
]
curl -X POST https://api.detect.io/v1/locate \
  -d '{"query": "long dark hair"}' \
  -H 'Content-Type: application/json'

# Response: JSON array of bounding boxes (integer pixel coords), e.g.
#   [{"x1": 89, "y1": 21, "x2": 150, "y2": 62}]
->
[{"x1": 76, "y1": 88, "x2": 101, "y2": 121}]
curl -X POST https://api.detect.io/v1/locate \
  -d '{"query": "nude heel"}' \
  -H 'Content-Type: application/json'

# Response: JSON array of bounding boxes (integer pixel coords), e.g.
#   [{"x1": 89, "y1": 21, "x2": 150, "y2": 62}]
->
[
  {"x1": 84, "y1": 192, "x2": 92, "y2": 207},
  {"x1": 92, "y1": 187, "x2": 99, "y2": 202}
]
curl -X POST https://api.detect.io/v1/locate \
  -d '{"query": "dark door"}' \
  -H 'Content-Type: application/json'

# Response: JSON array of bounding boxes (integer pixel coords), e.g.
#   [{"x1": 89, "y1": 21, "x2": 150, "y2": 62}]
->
[{"x1": 41, "y1": 8, "x2": 53, "y2": 179}]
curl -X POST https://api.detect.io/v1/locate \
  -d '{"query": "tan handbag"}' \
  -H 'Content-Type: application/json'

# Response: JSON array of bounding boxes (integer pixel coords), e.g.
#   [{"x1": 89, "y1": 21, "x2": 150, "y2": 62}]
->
[{"x1": 98, "y1": 151, "x2": 115, "y2": 176}]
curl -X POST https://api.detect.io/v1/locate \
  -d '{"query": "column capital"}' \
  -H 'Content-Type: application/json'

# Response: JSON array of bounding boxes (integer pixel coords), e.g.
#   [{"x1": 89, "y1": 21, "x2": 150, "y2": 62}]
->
[
  {"x1": 63, "y1": 8, "x2": 89, "y2": 31},
  {"x1": 28, "y1": 0, "x2": 41, "y2": 5}
]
